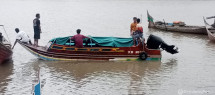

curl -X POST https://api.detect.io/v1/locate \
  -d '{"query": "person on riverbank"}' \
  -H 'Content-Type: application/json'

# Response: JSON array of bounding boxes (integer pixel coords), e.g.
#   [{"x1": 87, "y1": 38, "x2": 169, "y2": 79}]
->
[
  {"x1": 130, "y1": 17, "x2": 137, "y2": 46},
  {"x1": 70, "y1": 29, "x2": 89, "y2": 48},
  {"x1": 33, "y1": 13, "x2": 41, "y2": 47},
  {"x1": 12, "y1": 28, "x2": 32, "y2": 49}
]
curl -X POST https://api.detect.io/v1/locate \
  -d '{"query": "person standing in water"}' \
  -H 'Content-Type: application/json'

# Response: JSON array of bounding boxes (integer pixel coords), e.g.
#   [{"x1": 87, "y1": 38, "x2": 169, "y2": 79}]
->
[{"x1": 33, "y1": 13, "x2": 41, "y2": 47}]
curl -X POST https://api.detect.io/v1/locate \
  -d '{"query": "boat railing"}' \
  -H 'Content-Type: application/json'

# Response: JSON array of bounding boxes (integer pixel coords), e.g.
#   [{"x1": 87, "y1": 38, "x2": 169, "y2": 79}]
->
[{"x1": 49, "y1": 44, "x2": 125, "y2": 52}]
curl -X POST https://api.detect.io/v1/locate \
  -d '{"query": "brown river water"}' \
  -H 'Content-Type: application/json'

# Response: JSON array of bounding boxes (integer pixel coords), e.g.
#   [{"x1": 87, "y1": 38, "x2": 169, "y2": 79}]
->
[{"x1": 0, "y1": 0, "x2": 215, "y2": 95}]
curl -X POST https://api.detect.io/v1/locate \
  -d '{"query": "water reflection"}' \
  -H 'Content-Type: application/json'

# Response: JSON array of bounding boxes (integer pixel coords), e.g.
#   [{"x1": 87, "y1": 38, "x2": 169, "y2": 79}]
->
[
  {"x1": 42, "y1": 61, "x2": 162, "y2": 94},
  {"x1": 25, "y1": 60, "x2": 176, "y2": 94},
  {"x1": 0, "y1": 60, "x2": 14, "y2": 94},
  {"x1": 44, "y1": 61, "x2": 161, "y2": 80}
]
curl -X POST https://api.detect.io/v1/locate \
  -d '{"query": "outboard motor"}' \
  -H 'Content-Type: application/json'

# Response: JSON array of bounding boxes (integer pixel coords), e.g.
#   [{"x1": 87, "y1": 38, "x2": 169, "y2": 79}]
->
[{"x1": 147, "y1": 34, "x2": 179, "y2": 54}]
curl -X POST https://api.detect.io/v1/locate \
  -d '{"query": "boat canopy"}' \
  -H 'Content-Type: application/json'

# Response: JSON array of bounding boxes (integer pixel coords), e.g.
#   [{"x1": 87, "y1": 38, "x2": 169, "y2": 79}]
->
[{"x1": 49, "y1": 36, "x2": 134, "y2": 47}]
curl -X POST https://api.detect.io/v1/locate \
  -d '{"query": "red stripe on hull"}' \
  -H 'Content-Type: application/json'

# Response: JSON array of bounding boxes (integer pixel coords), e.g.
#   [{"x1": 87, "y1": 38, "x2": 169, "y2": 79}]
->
[{"x1": 20, "y1": 41, "x2": 161, "y2": 60}]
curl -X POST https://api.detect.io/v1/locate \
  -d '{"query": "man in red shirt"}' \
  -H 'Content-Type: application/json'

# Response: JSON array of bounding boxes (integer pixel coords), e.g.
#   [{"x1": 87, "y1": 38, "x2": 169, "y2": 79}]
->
[{"x1": 70, "y1": 29, "x2": 88, "y2": 48}]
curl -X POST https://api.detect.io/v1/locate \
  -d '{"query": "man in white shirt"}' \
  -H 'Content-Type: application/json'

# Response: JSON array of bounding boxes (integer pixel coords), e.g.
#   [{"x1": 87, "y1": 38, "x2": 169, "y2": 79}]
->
[{"x1": 12, "y1": 28, "x2": 32, "y2": 49}]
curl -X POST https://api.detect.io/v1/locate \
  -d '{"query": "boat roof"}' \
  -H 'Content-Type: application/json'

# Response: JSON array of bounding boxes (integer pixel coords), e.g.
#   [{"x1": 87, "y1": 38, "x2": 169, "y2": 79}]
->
[{"x1": 49, "y1": 36, "x2": 134, "y2": 47}]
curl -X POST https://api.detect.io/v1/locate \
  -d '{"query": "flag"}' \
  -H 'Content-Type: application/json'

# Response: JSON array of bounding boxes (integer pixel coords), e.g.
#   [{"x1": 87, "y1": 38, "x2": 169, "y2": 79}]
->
[{"x1": 147, "y1": 10, "x2": 154, "y2": 22}]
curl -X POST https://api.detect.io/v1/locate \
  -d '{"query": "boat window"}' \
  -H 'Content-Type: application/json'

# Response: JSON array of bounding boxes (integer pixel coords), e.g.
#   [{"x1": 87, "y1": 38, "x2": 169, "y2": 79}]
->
[
  {"x1": 102, "y1": 49, "x2": 112, "y2": 51},
  {"x1": 65, "y1": 43, "x2": 75, "y2": 46},
  {"x1": 66, "y1": 48, "x2": 75, "y2": 51},
  {"x1": 77, "y1": 48, "x2": 88, "y2": 51},
  {"x1": 52, "y1": 46, "x2": 63, "y2": 49},
  {"x1": 90, "y1": 49, "x2": 100, "y2": 51}
]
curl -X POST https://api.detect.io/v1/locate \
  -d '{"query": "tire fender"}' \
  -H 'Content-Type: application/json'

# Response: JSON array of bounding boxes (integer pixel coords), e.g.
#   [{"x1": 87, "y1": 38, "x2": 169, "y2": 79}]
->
[{"x1": 139, "y1": 52, "x2": 148, "y2": 60}]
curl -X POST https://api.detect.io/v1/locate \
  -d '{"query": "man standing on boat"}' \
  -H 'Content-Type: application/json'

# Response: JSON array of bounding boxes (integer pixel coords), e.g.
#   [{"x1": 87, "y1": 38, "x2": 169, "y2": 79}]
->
[
  {"x1": 130, "y1": 17, "x2": 137, "y2": 46},
  {"x1": 12, "y1": 28, "x2": 32, "y2": 49},
  {"x1": 33, "y1": 13, "x2": 41, "y2": 47},
  {"x1": 136, "y1": 18, "x2": 143, "y2": 39},
  {"x1": 70, "y1": 29, "x2": 89, "y2": 48}
]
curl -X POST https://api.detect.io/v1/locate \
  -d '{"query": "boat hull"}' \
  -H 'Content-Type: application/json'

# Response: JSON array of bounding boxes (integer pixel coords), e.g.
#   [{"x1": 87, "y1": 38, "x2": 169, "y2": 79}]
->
[
  {"x1": 0, "y1": 43, "x2": 12, "y2": 64},
  {"x1": 206, "y1": 29, "x2": 215, "y2": 41},
  {"x1": 153, "y1": 25, "x2": 207, "y2": 35},
  {"x1": 204, "y1": 18, "x2": 215, "y2": 41},
  {"x1": 147, "y1": 11, "x2": 207, "y2": 35},
  {"x1": 18, "y1": 42, "x2": 161, "y2": 61}
]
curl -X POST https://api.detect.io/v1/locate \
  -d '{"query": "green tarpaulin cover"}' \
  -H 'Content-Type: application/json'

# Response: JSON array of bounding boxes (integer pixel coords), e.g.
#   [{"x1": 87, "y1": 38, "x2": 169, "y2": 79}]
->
[{"x1": 49, "y1": 36, "x2": 134, "y2": 47}]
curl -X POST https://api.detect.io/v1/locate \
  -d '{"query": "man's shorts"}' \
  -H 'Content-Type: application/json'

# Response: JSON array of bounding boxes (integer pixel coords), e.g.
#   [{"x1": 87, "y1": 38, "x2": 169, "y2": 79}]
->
[{"x1": 133, "y1": 32, "x2": 143, "y2": 39}]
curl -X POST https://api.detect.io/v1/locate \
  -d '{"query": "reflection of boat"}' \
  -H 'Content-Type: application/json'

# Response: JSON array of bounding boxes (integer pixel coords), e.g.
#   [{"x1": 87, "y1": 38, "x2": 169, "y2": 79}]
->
[
  {"x1": 204, "y1": 17, "x2": 215, "y2": 41},
  {"x1": 18, "y1": 36, "x2": 178, "y2": 61},
  {"x1": 43, "y1": 61, "x2": 163, "y2": 94},
  {"x1": 45, "y1": 61, "x2": 162, "y2": 81},
  {"x1": 0, "y1": 60, "x2": 13, "y2": 93},
  {"x1": 147, "y1": 11, "x2": 207, "y2": 35},
  {"x1": 0, "y1": 25, "x2": 12, "y2": 64}
]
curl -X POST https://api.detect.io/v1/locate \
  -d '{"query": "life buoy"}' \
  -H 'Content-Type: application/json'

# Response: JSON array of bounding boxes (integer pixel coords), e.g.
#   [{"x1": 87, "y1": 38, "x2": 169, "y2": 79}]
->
[{"x1": 139, "y1": 52, "x2": 148, "y2": 60}]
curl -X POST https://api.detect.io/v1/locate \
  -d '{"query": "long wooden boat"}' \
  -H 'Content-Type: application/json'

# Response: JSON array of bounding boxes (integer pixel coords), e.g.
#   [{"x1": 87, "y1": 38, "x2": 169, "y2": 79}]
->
[
  {"x1": 0, "y1": 25, "x2": 12, "y2": 64},
  {"x1": 147, "y1": 11, "x2": 207, "y2": 35},
  {"x1": 0, "y1": 35, "x2": 12, "y2": 64},
  {"x1": 203, "y1": 17, "x2": 215, "y2": 41},
  {"x1": 18, "y1": 36, "x2": 178, "y2": 61}
]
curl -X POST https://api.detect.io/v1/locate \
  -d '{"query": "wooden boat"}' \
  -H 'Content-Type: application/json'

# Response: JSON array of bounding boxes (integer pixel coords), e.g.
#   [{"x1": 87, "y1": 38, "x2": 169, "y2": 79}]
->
[
  {"x1": 0, "y1": 42, "x2": 12, "y2": 64},
  {"x1": 147, "y1": 11, "x2": 207, "y2": 35},
  {"x1": 0, "y1": 25, "x2": 12, "y2": 64},
  {"x1": 203, "y1": 17, "x2": 215, "y2": 41},
  {"x1": 17, "y1": 36, "x2": 178, "y2": 61}
]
